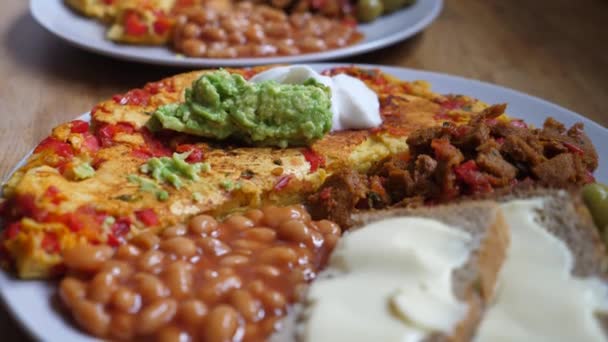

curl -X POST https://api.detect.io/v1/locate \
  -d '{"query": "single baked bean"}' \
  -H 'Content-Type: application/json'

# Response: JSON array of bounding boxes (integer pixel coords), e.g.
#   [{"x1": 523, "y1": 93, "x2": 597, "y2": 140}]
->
[
  {"x1": 134, "y1": 272, "x2": 169, "y2": 303},
  {"x1": 191, "y1": 10, "x2": 217, "y2": 25},
  {"x1": 258, "y1": 246, "x2": 298, "y2": 266},
  {"x1": 258, "y1": 6, "x2": 287, "y2": 22},
  {"x1": 219, "y1": 254, "x2": 250, "y2": 267},
  {"x1": 158, "y1": 326, "x2": 191, "y2": 342},
  {"x1": 264, "y1": 22, "x2": 290, "y2": 38},
  {"x1": 111, "y1": 287, "x2": 141, "y2": 313},
  {"x1": 197, "y1": 237, "x2": 231, "y2": 256},
  {"x1": 253, "y1": 44, "x2": 278, "y2": 57},
  {"x1": 131, "y1": 232, "x2": 160, "y2": 251},
  {"x1": 198, "y1": 275, "x2": 242, "y2": 303},
  {"x1": 261, "y1": 289, "x2": 286, "y2": 309},
  {"x1": 293, "y1": 204, "x2": 312, "y2": 222},
  {"x1": 315, "y1": 219, "x2": 341, "y2": 235},
  {"x1": 324, "y1": 234, "x2": 339, "y2": 251},
  {"x1": 136, "y1": 299, "x2": 178, "y2": 335},
  {"x1": 63, "y1": 245, "x2": 113, "y2": 272},
  {"x1": 162, "y1": 224, "x2": 188, "y2": 238},
  {"x1": 115, "y1": 244, "x2": 141, "y2": 261},
  {"x1": 201, "y1": 26, "x2": 227, "y2": 41},
  {"x1": 231, "y1": 239, "x2": 266, "y2": 251},
  {"x1": 277, "y1": 219, "x2": 311, "y2": 244},
  {"x1": 178, "y1": 299, "x2": 208, "y2": 328},
  {"x1": 224, "y1": 215, "x2": 255, "y2": 231},
  {"x1": 262, "y1": 206, "x2": 302, "y2": 228},
  {"x1": 87, "y1": 271, "x2": 117, "y2": 304},
  {"x1": 242, "y1": 227, "x2": 276, "y2": 242},
  {"x1": 109, "y1": 312, "x2": 135, "y2": 341},
  {"x1": 137, "y1": 250, "x2": 165, "y2": 273},
  {"x1": 253, "y1": 265, "x2": 281, "y2": 278},
  {"x1": 231, "y1": 289, "x2": 263, "y2": 322},
  {"x1": 276, "y1": 41, "x2": 300, "y2": 55},
  {"x1": 189, "y1": 215, "x2": 218, "y2": 235},
  {"x1": 245, "y1": 24, "x2": 265, "y2": 43},
  {"x1": 228, "y1": 31, "x2": 247, "y2": 44},
  {"x1": 180, "y1": 39, "x2": 207, "y2": 57},
  {"x1": 182, "y1": 22, "x2": 202, "y2": 39},
  {"x1": 72, "y1": 300, "x2": 111, "y2": 336},
  {"x1": 204, "y1": 305, "x2": 242, "y2": 342},
  {"x1": 244, "y1": 209, "x2": 264, "y2": 225},
  {"x1": 101, "y1": 260, "x2": 133, "y2": 280},
  {"x1": 163, "y1": 261, "x2": 193, "y2": 299},
  {"x1": 310, "y1": 230, "x2": 325, "y2": 248},
  {"x1": 299, "y1": 37, "x2": 327, "y2": 52},
  {"x1": 244, "y1": 323, "x2": 261, "y2": 341},
  {"x1": 247, "y1": 280, "x2": 266, "y2": 296},
  {"x1": 160, "y1": 237, "x2": 197, "y2": 257},
  {"x1": 59, "y1": 277, "x2": 86, "y2": 308}
]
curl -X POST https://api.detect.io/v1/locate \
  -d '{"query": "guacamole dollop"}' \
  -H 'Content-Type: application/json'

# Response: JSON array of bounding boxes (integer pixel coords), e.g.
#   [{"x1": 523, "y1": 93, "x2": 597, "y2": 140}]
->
[{"x1": 148, "y1": 70, "x2": 332, "y2": 148}]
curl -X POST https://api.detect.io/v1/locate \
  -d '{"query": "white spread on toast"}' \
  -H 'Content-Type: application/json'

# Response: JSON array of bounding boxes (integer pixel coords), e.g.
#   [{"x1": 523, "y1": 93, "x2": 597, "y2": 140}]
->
[
  {"x1": 299, "y1": 217, "x2": 472, "y2": 342},
  {"x1": 475, "y1": 198, "x2": 608, "y2": 342},
  {"x1": 249, "y1": 65, "x2": 381, "y2": 132}
]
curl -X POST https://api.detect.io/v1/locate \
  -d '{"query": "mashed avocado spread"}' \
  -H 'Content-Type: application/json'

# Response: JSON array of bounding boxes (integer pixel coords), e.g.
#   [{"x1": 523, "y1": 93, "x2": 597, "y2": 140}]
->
[{"x1": 148, "y1": 70, "x2": 332, "y2": 148}]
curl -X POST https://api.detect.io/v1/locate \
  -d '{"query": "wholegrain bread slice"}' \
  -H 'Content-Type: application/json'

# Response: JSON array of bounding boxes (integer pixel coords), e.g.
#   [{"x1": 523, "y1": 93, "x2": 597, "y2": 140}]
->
[
  {"x1": 350, "y1": 202, "x2": 510, "y2": 342},
  {"x1": 269, "y1": 201, "x2": 510, "y2": 342}
]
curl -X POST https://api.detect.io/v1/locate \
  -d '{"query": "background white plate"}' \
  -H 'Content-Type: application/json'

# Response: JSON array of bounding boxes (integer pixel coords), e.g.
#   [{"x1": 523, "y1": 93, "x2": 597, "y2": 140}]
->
[
  {"x1": 1, "y1": 64, "x2": 607, "y2": 342},
  {"x1": 29, "y1": 0, "x2": 443, "y2": 67}
]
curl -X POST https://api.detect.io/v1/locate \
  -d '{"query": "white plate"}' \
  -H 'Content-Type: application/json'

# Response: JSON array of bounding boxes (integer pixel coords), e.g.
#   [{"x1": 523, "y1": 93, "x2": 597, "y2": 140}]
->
[
  {"x1": 29, "y1": 0, "x2": 443, "y2": 67},
  {"x1": 2, "y1": 64, "x2": 607, "y2": 342}
]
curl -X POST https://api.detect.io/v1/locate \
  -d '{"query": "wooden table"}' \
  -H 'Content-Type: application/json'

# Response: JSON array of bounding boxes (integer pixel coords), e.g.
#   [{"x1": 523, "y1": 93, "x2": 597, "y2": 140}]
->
[{"x1": 0, "y1": 0, "x2": 607, "y2": 339}]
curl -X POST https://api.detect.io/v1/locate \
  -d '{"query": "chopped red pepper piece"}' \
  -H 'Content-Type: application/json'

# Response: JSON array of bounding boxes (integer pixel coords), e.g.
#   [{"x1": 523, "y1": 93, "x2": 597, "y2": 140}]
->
[
  {"x1": 302, "y1": 148, "x2": 325, "y2": 173},
  {"x1": 41, "y1": 233, "x2": 60, "y2": 254},
  {"x1": 176, "y1": 144, "x2": 205, "y2": 163},
  {"x1": 135, "y1": 208, "x2": 158, "y2": 227},
  {"x1": 34, "y1": 137, "x2": 74, "y2": 159},
  {"x1": 112, "y1": 88, "x2": 151, "y2": 106},
  {"x1": 70, "y1": 120, "x2": 90, "y2": 134},
  {"x1": 4, "y1": 222, "x2": 22, "y2": 239},
  {"x1": 274, "y1": 175, "x2": 293, "y2": 191},
  {"x1": 124, "y1": 11, "x2": 148, "y2": 36},
  {"x1": 454, "y1": 160, "x2": 492, "y2": 194},
  {"x1": 563, "y1": 141, "x2": 585, "y2": 155},
  {"x1": 97, "y1": 122, "x2": 136, "y2": 147},
  {"x1": 81, "y1": 133, "x2": 100, "y2": 154},
  {"x1": 153, "y1": 15, "x2": 172, "y2": 35},
  {"x1": 44, "y1": 186, "x2": 63, "y2": 205}
]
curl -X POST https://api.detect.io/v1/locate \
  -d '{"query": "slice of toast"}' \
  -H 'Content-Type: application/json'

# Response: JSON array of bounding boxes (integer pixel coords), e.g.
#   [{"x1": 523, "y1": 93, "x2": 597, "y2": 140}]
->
[
  {"x1": 276, "y1": 201, "x2": 509, "y2": 342},
  {"x1": 473, "y1": 189, "x2": 608, "y2": 341}
]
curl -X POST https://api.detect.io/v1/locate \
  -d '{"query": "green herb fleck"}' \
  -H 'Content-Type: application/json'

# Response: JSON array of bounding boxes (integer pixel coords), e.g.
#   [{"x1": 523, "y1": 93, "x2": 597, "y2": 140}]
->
[
  {"x1": 273, "y1": 159, "x2": 283, "y2": 166},
  {"x1": 127, "y1": 174, "x2": 170, "y2": 201},
  {"x1": 140, "y1": 152, "x2": 209, "y2": 189},
  {"x1": 73, "y1": 162, "x2": 95, "y2": 180},
  {"x1": 193, "y1": 192, "x2": 204, "y2": 203}
]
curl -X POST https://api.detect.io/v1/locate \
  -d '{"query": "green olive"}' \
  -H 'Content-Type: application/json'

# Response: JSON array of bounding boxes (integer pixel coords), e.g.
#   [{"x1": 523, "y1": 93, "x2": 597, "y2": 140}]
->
[
  {"x1": 582, "y1": 183, "x2": 608, "y2": 231},
  {"x1": 357, "y1": 0, "x2": 384, "y2": 22},
  {"x1": 382, "y1": 0, "x2": 406, "y2": 13}
]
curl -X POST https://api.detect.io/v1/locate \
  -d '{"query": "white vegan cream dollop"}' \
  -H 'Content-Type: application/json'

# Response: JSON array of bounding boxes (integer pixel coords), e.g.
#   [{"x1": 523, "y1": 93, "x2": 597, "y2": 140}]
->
[
  {"x1": 299, "y1": 217, "x2": 473, "y2": 342},
  {"x1": 250, "y1": 65, "x2": 382, "y2": 131}
]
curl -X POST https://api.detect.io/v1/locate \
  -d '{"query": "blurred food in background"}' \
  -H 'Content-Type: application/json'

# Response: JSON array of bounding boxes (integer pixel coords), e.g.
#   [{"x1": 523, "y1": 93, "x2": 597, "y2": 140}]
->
[{"x1": 64, "y1": 0, "x2": 416, "y2": 58}]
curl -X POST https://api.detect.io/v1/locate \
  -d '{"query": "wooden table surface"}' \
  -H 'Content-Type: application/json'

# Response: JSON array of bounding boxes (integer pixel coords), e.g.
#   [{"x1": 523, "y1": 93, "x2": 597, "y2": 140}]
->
[{"x1": 1, "y1": 0, "x2": 607, "y2": 339}]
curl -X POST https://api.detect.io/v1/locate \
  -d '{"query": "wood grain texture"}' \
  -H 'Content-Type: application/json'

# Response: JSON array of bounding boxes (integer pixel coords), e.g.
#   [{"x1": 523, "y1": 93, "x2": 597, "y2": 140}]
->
[{"x1": 0, "y1": 0, "x2": 607, "y2": 339}]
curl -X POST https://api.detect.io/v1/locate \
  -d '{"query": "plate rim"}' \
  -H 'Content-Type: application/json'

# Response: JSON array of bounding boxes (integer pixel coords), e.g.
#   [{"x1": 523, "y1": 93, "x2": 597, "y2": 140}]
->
[
  {"x1": 29, "y1": 0, "x2": 444, "y2": 67},
  {"x1": 1, "y1": 62, "x2": 607, "y2": 342}
]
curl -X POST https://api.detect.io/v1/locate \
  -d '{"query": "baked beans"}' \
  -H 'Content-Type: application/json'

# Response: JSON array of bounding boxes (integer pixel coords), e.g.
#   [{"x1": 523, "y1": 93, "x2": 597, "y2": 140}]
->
[
  {"x1": 59, "y1": 205, "x2": 341, "y2": 341},
  {"x1": 173, "y1": 4, "x2": 362, "y2": 58}
]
